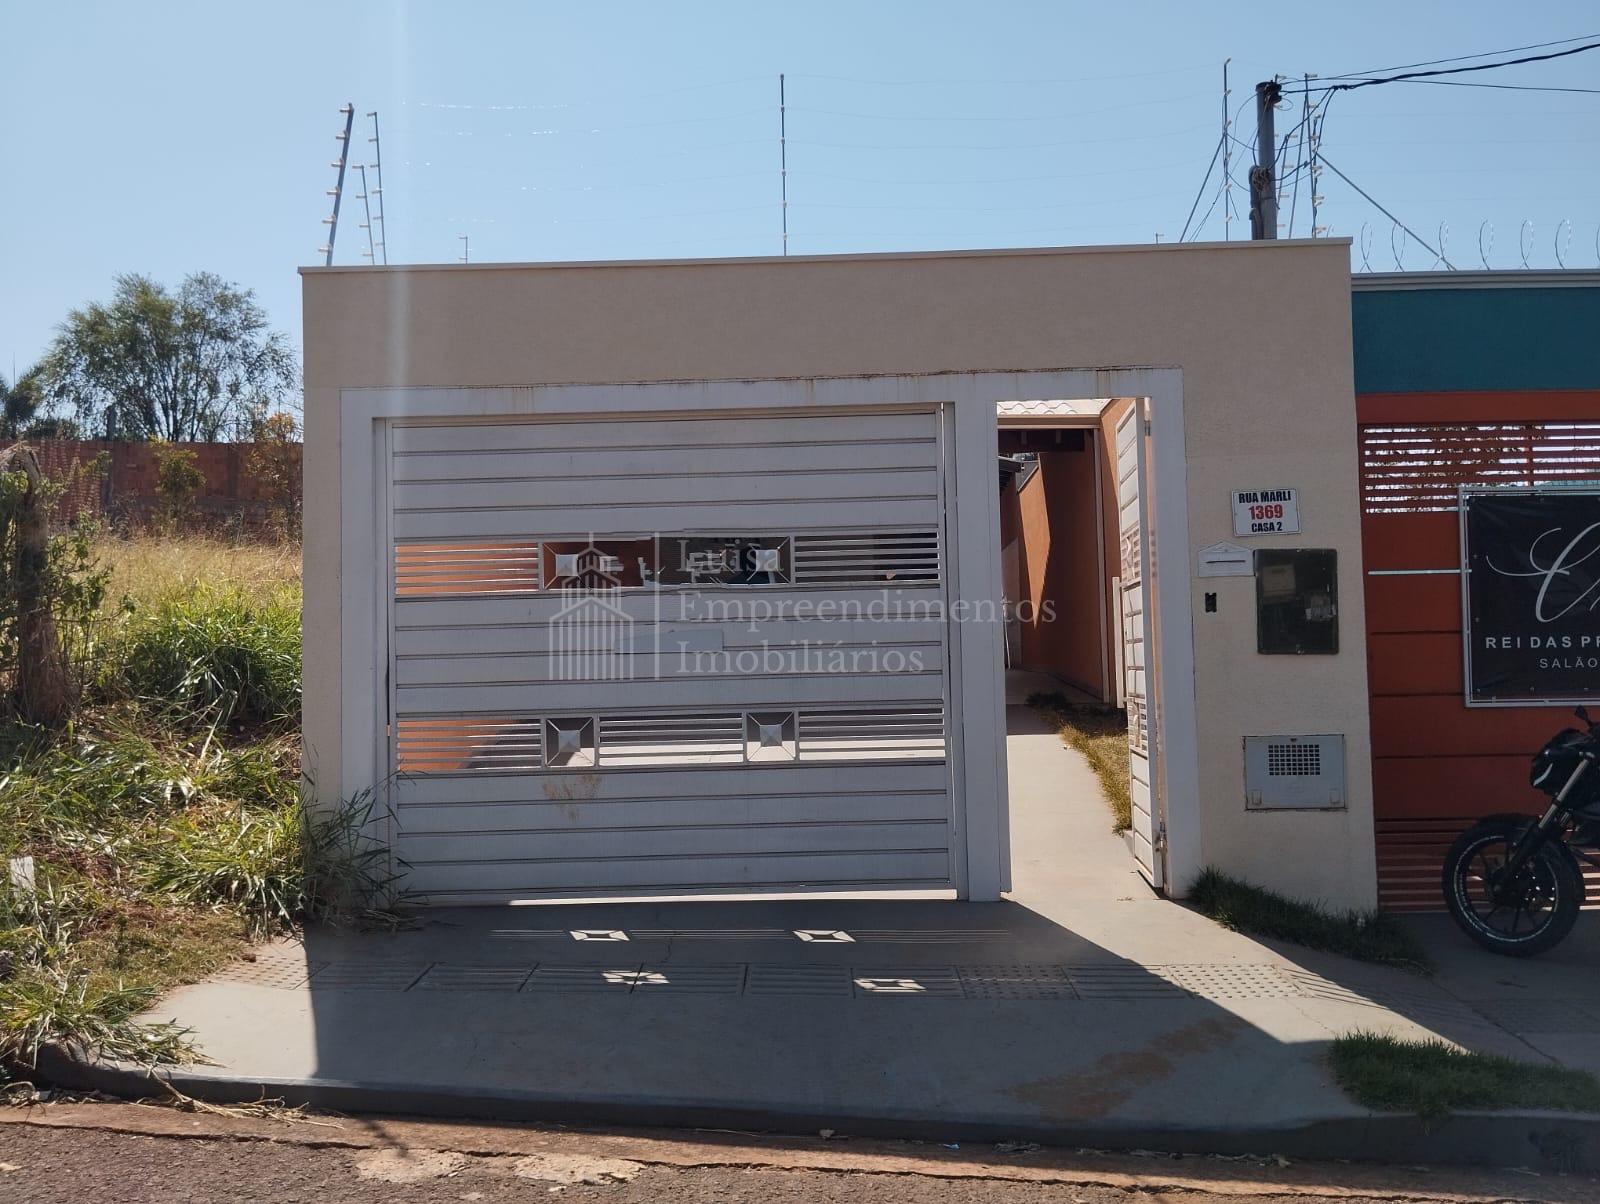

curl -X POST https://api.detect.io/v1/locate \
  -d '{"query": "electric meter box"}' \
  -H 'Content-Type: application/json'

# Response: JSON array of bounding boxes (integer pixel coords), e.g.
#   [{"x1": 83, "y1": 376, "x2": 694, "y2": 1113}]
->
[{"x1": 1255, "y1": 548, "x2": 1338, "y2": 654}]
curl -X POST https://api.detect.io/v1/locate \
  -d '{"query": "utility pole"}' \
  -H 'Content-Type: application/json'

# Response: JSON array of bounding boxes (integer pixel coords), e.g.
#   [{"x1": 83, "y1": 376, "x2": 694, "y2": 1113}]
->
[
  {"x1": 779, "y1": 73, "x2": 788, "y2": 256},
  {"x1": 320, "y1": 104, "x2": 355, "y2": 265},
  {"x1": 458, "y1": 234, "x2": 469, "y2": 263},
  {"x1": 367, "y1": 111, "x2": 388, "y2": 264},
  {"x1": 1307, "y1": 75, "x2": 1324, "y2": 237},
  {"x1": 1249, "y1": 79, "x2": 1281, "y2": 240},
  {"x1": 356, "y1": 164, "x2": 376, "y2": 262},
  {"x1": 1222, "y1": 60, "x2": 1233, "y2": 240}
]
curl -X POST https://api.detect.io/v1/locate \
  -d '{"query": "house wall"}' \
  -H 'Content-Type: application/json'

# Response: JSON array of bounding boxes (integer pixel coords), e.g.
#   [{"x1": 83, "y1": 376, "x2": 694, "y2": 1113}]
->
[{"x1": 303, "y1": 240, "x2": 1375, "y2": 908}]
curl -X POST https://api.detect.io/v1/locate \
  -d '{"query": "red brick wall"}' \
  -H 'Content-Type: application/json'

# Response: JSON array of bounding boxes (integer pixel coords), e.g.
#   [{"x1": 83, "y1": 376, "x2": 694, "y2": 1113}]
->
[{"x1": 0, "y1": 439, "x2": 302, "y2": 528}]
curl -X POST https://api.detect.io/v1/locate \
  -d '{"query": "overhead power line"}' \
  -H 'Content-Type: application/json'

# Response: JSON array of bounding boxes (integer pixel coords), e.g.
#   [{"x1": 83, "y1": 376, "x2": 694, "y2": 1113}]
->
[
  {"x1": 1187, "y1": 179, "x2": 1227, "y2": 241},
  {"x1": 1178, "y1": 133, "x2": 1224, "y2": 242},
  {"x1": 1317, "y1": 154, "x2": 1452, "y2": 268},
  {"x1": 1375, "y1": 78, "x2": 1600, "y2": 95},
  {"x1": 1289, "y1": 40, "x2": 1600, "y2": 94},
  {"x1": 1329, "y1": 33, "x2": 1600, "y2": 80}
]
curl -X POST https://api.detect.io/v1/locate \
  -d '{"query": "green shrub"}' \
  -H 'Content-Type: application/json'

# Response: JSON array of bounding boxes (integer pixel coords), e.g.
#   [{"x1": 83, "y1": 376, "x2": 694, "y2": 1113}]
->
[
  {"x1": 0, "y1": 726, "x2": 202, "y2": 849},
  {"x1": 113, "y1": 590, "x2": 300, "y2": 728},
  {"x1": 142, "y1": 803, "x2": 305, "y2": 936},
  {"x1": 143, "y1": 792, "x2": 404, "y2": 938},
  {"x1": 151, "y1": 442, "x2": 205, "y2": 532}
]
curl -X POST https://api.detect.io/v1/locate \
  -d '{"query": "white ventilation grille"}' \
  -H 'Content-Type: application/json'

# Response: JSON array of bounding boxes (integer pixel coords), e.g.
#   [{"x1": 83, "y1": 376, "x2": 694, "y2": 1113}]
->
[
  {"x1": 1245, "y1": 735, "x2": 1345, "y2": 810},
  {"x1": 799, "y1": 704, "x2": 946, "y2": 761},
  {"x1": 394, "y1": 541, "x2": 543, "y2": 596},
  {"x1": 791, "y1": 532, "x2": 940, "y2": 584},
  {"x1": 598, "y1": 712, "x2": 745, "y2": 767},
  {"x1": 1267, "y1": 743, "x2": 1322, "y2": 777},
  {"x1": 397, "y1": 717, "x2": 544, "y2": 774}
]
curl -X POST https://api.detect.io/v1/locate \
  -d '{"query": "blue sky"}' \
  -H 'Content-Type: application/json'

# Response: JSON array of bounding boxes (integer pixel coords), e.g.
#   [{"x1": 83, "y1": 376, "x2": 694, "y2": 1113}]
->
[{"x1": 2, "y1": 1, "x2": 1597, "y2": 376}]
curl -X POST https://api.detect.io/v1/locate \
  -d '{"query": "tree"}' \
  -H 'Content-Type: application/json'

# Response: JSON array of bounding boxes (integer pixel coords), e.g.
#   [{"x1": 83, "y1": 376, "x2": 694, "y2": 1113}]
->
[
  {"x1": 153, "y1": 441, "x2": 206, "y2": 529},
  {"x1": 245, "y1": 411, "x2": 302, "y2": 538},
  {"x1": 41, "y1": 272, "x2": 299, "y2": 442},
  {"x1": 0, "y1": 447, "x2": 71, "y2": 725},
  {"x1": 0, "y1": 367, "x2": 42, "y2": 437}
]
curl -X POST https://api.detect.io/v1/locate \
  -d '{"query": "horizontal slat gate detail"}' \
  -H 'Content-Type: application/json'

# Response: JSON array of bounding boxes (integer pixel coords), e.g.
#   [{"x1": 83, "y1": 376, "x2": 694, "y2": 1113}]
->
[
  {"x1": 1361, "y1": 421, "x2": 1600, "y2": 514},
  {"x1": 1360, "y1": 411, "x2": 1600, "y2": 911},
  {"x1": 387, "y1": 409, "x2": 956, "y2": 902}
]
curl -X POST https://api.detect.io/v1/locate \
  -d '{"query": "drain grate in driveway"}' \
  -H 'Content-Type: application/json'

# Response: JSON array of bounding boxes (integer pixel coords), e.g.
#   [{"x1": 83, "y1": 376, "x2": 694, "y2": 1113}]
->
[
  {"x1": 1066, "y1": 966, "x2": 1189, "y2": 998},
  {"x1": 630, "y1": 964, "x2": 747, "y2": 995},
  {"x1": 957, "y1": 964, "x2": 1077, "y2": 1000},
  {"x1": 308, "y1": 962, "x2": 431, "y2": 991},
  {"x1": 522, "y1": 964, "x2": 639, "y2": 993},
  {"x1": 211, "y1": 956, "x2": 324, "y2": 989},
  {"x1": 414, "y1": 964, "x2": 533, "y2": 992},
  {"x1": 745, "y1": 965, "x2": 854, "y2": 997}
]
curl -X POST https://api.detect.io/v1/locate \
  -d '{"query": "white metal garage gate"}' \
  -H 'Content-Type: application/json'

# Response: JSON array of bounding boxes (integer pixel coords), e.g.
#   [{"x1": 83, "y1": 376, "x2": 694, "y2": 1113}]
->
[{"x1": 383, "y1": 408, "x2": 960, "y2": 903}]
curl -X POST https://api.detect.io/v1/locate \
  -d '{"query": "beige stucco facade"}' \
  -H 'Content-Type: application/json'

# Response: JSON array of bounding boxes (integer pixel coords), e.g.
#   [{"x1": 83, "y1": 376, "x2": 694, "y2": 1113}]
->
[{"x1": 302, "y1": 239, "x2": 1378, "y2": 909}]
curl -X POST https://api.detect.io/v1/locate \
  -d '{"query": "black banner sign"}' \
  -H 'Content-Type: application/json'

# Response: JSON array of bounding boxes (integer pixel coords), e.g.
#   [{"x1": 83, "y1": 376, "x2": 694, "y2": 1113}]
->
[{"x1": 1464, "y1": 488, "x2": 1600, "y2": 703}]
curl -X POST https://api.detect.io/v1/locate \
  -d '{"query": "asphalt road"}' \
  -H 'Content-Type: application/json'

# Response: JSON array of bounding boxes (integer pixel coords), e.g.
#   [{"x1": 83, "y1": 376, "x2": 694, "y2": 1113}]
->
[{"x1": 0, "y1": 1104, "x2": 1593, "y2": 1204}]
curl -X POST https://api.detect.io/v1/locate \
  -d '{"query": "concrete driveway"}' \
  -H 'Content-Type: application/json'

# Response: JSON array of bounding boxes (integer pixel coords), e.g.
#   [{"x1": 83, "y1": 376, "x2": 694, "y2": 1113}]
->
[{"x1": 107, "y1": 704, "x2": 1599, "y2": 1166}]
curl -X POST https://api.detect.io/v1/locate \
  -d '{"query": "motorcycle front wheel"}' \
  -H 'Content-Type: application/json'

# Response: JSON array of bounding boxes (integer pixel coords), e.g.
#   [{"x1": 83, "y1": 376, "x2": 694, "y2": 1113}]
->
[{"x1": 1443, "y1": 819, "x2": 1582, "y2": 957}]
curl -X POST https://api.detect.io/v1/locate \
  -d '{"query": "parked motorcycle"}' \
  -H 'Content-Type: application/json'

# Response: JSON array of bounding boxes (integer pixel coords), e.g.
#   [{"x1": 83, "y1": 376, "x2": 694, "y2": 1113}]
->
[{"x1": 1443, "y1": 706, "x2": 1600, "y2": 957}]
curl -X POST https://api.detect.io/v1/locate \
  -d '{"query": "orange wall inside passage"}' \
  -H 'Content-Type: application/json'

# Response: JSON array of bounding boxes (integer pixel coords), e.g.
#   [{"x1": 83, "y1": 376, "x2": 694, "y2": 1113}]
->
[{"x1": 1007, "y1": 435, "x2": 1108, "y2": 699}]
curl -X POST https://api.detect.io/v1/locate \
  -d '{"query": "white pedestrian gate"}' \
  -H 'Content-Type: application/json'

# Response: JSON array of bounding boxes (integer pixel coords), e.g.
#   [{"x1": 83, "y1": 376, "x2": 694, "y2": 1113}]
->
[
  {"x1": 382, "y1": 407, "x2": 959, "y2": 903},
  {"x1": 1115, "y1": 401, "x2": 1163, "y2": 889}
]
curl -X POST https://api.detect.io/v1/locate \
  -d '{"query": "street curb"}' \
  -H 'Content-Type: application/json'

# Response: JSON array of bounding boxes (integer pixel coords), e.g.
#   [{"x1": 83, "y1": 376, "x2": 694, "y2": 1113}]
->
[{"x1": 34, "y1": 1045, "x2": 1600, "y2": 1173}]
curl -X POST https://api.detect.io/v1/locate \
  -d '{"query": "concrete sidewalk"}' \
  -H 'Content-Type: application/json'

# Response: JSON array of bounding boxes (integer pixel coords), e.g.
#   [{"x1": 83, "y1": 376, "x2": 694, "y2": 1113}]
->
[{"x1": 78, "y1": 706, "x2": 1600, "y2": 1168}]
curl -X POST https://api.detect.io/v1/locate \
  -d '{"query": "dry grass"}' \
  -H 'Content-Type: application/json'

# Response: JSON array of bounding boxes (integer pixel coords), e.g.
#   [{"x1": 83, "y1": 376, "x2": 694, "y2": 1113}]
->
[
  {"x1": 95, "y1": 533, "x2": 301, "y2": 609},
  {"x1": 1027, "y1": 692, "x2": 1133, "y2": 832}
]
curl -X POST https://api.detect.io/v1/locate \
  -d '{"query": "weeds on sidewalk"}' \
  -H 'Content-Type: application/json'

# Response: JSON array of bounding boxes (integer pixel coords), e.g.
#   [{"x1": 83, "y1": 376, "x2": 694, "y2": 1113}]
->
[
  {"x1": 0, "y1": 971, "x2": 195, "y2": 1071},
  {"x1": 2, "y1": 534, "x2": 406, "y2": 1083},
  {"x1": 1026, "y1": 692, "x2": 1132, "y2": 832},
  {"x1": 145, "y1": 790, "x2": 409, "y2": 939},
  {"x1": 1331, "y1": 1032, "x2": 1600, "y2": 1117},
  {"x1": 1189, "y1": 868, "x2": 1431, "y2": 972}
]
